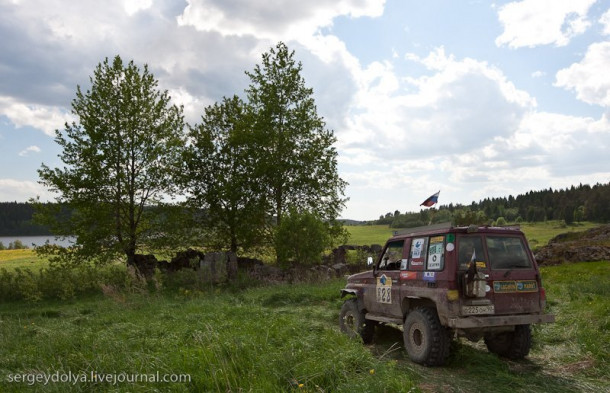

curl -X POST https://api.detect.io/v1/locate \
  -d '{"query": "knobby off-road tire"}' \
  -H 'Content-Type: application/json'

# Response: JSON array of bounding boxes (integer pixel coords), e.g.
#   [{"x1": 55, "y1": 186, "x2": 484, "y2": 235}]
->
[
  {"x1": 484, "y1": 324, "x2": 532, "y2": 360},
  {"x1": 339, "y1": 298, "x2": 376, "y2": 344},
  {"x1": 403, "y1": 307, "x2": 451, "y2": 366}
]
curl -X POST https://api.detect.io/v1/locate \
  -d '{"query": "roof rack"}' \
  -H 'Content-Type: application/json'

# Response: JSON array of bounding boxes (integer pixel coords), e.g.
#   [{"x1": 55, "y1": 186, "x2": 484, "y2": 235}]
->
[{"x1": 392, "y1": 222, "x2": 453, "y2": 237}]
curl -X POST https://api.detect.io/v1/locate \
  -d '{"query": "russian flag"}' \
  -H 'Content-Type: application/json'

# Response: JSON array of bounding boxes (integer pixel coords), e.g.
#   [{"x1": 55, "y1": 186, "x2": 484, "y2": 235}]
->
[{"x1": 420, "y1": 191, "x2": 440, "y2": 207}]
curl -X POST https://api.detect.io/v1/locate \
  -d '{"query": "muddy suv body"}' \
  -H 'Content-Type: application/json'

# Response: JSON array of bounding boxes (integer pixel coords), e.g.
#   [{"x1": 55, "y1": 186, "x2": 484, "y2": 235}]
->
[{"x1": 339, "y1": 223, "x2": 555, "y2": 366}]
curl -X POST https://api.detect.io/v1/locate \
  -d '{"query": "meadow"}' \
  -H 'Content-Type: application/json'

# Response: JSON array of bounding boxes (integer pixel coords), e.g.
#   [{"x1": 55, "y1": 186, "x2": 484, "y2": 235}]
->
[
  {"x1": 345, "y1": 221, "x2": 600, "y2": 250},
  {"x1": 0, "y1": 222, "x2": 608, "y2": 392}
]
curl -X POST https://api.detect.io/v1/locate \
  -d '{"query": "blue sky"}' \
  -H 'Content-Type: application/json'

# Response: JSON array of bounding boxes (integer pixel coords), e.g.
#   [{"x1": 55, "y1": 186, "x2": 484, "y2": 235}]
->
[{"x1": 1, "y1": 0, "x2": 609, "y2": 220}]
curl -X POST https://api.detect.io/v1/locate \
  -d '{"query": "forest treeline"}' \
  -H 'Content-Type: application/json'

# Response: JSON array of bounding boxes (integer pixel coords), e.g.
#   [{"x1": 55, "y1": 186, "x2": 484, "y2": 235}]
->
[
  {"x1": 0, "y1": 202, "x2": 52, "y2": 236},
  {"x1": 2, "y1": 182, "x2": 609, "y2": 235},
  {"x1": 374, "y1": 182, "x2": 610, "y2": 228}
]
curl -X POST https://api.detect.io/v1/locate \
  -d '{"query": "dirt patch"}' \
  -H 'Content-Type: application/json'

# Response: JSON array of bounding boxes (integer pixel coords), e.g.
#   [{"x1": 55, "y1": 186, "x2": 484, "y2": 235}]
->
[{"x1": 535, "y1": 224, "x2": 610, "y2": 265}]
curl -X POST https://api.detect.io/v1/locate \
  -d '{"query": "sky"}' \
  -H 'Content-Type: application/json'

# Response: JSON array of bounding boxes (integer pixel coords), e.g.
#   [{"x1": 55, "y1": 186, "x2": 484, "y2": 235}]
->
[{"x1": 1, "y1": 0, "x2": 610, "y2": 221}]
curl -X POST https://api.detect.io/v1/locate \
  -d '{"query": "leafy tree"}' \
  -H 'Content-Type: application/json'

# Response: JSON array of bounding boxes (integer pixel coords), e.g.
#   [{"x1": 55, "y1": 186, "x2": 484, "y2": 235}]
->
[
  {"x1": 494, "y1": 217, "x2": 507, "y2": 226},
  {"x1": 574, "y1": 205, "x2": 585, "y2": 222},
  {"x1": 275, "y1": 208, "x2": 336, "y2": 267},
  {"x1": 453, "y1": 209, "x2": 489, "y2": 226},
  {"x1": 183, "y1": 96, "x2": 267, "y2": 252},
  {"x1": 245, "y1": 42, "x2": 347, "y2": 228},
  {"x1": 37, "y1": 56, "x2": 184, "y2": 266}
]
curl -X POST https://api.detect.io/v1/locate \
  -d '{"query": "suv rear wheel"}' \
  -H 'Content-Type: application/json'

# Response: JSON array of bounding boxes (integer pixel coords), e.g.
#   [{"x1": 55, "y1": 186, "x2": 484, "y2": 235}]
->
[
  {"x1": 403, "y1": 307, "x2": 451, "y2": 366},
  {"x1": 484, "y1": 324, "x2": 532, "y2": 359},
  {"x1": 339, "y1": 298, "x2": 375, "y2": 344}
]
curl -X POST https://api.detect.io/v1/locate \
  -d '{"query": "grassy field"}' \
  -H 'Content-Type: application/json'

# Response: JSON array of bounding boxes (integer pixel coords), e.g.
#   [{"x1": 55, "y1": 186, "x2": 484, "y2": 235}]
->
[
  {"x1": 345, "y1": 224, "x2": 396, "y2": 245},
  {"x1": 0, "y1": 249, "x2": 47, "y2": 271},
  {"x1": 0, "y1": 222, "x2": 608, "y2": 392},
  {"x1": 518, "y1": 221, "x2": 600, "y2": 250},
  {"x1": 0, "y1": 261, "x2": 608, "y2": 392},
  {"x1": 346, "y1": 221, "x2": 601, "y2": 250}
]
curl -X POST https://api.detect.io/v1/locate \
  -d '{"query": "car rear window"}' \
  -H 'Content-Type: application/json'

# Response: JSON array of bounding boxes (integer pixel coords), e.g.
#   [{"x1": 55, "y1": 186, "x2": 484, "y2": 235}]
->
[{"x1": 486, "y1": 236, "x2": 532, "y2": 269}]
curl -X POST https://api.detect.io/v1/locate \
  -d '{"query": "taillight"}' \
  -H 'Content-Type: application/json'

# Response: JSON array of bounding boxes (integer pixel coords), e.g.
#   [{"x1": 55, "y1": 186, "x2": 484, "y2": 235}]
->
[{"x1": 540, "y1": 287, "x2": 546, "y2": 301}]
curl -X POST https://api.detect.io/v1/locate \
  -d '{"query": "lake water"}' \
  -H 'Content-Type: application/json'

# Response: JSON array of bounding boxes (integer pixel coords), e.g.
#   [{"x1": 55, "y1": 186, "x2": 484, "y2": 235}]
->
[{"x1": 0, "y1": 235, "x2": 76, "y2": 248}]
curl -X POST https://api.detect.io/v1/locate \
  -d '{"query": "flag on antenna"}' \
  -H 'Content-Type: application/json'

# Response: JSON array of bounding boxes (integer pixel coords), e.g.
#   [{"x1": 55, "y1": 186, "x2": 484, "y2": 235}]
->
[{"x1": 420, "y1": 191, "x2": 440, "y2": 207}]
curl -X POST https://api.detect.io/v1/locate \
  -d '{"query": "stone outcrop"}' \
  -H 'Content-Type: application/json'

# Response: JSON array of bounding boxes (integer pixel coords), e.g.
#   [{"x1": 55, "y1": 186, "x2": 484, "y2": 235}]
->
[{"x1": 129, "y1": 243, "x2": 384, "y2": 284}]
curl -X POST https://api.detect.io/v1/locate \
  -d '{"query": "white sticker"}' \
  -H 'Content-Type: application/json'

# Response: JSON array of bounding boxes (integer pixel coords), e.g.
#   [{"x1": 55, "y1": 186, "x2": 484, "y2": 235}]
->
[
  {"x1": 412, "y1": 238, "x2": 424, "y2": 258},
  {"x1": 446, "y1": 243, "x2": 455, "y2": 252},
  {"x1": 376, "y1": 274, "x2": 392, "y2": 304},
  {"x1": 427, "y1": 242, "x2": 443, "y2": 270}
]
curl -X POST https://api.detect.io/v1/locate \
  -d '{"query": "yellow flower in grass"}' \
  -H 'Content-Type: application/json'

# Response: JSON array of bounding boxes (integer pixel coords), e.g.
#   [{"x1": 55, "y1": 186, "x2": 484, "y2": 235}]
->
[{"x1": 369, "y1": 369, "x2": 375, "y2": 375}]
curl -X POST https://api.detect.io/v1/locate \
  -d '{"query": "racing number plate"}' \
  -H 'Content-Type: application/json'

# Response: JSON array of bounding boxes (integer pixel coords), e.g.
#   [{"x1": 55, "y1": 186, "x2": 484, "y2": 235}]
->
[
  {"x1": 376, "y1": 274, "x2": 392, "y2": 304},
  {"x1": 461, "y1": 305, "x2": 495, "y2": 315}
]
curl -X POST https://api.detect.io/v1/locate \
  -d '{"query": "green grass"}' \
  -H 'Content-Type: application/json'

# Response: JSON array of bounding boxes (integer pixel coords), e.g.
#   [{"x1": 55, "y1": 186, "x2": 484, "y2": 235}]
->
[
  {"x1": 345, "y1": 225, "x2": 395, "y2": 245},
  {"x1": 0, "y1": 280, "x2": 417, "y2": 392},
  {"x1": 519, "y1": 221, "x2": 600, "y2": 250},
  {"x1": 0, "y1": 249, "x2": 48, "y2": 271},
  {"x1": 1, "y1": 222, "x2": 608, "y2": 391},
  {"x1": 1, "y1": 261, "x2": 609, "y2": 392}
]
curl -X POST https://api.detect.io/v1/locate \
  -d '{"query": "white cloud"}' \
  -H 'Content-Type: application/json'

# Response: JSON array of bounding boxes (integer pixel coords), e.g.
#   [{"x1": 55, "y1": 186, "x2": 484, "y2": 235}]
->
[
  {"x1": 531, "y1": 70, "x2": 545, "y2": 78},
  {"x1": 339, "y1": 47, "x2": 536, "y2": 162},
  {"x1": 495, "y1": 0, "x2": 596, "y2": 48},
  {"x1": 123, "y1": 0, "x2": 152, "y2": 16},
  {"x1": 177, "y1": 0, "x2": 385, "y2": 41},
  {"x1": 335, "y1": 43, "x2": 610, "y2": 218},
  {"x1": 0, "y1": 96, "x2": 72, "y2": 136},
  {"x1": 18, "y1": 145, "x2": 41, "y2": 157},
  {"x1": 555, "y1": 41, "x2": 610, "y2": 107},
  {"x1": 0, "y1": 178, "x2": 52, "y2": 201}
]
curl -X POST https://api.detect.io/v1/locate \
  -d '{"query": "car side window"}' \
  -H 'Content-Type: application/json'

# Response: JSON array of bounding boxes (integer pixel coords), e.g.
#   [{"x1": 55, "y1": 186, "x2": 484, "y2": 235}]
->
[
  {"x1": 378, "y1": 240, "x2": 404, "y2": 271},
  {"x1": 458, "y1": 235, "x2": 486, "y2": 270}
]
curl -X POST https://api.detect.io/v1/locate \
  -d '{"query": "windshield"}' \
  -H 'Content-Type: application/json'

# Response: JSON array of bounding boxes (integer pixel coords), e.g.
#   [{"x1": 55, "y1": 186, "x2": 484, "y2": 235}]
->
[{"x1": 486, "y1": 236, "x2": 532, "y2": 269}]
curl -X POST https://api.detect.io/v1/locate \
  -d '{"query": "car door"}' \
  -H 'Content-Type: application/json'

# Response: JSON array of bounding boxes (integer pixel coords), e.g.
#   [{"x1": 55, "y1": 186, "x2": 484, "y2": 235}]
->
[{"x1": 365, "y1": 240, "x2": 404, "y2": 317}]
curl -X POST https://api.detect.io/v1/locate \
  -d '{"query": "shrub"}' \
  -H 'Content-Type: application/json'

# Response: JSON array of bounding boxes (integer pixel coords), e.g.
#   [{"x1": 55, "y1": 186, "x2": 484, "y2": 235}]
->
[
  {"x1": 0, "y1": 263, "x2": 149, "y2": 302},
  {"x1": 494, "y1": 216, "x2": 507, "y2": 226},
  {"x1": 275, "y1": 209, "x2": 331, "y2": 267}
]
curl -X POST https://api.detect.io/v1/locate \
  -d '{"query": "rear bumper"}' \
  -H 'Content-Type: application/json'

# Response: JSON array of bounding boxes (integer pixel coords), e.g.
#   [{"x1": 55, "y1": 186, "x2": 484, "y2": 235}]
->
[{"x1": 447, "y1": 313, "x2": 555, "y2": 329}]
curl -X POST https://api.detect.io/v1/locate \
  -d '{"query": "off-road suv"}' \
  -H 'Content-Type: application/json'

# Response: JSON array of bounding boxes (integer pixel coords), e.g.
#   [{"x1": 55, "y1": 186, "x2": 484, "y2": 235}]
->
[{"x1": 339, "y1": 223, "x2": 555, "y2": 366}]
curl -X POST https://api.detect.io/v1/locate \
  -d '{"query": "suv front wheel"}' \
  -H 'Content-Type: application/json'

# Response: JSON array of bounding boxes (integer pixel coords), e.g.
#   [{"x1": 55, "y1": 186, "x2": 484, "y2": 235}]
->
[
  {"x1": 403, "y1": 307, "x2": 451, "y2": 366},
  {"x1": 339, "y1": 298, "x2": 376, "y2": 344}
]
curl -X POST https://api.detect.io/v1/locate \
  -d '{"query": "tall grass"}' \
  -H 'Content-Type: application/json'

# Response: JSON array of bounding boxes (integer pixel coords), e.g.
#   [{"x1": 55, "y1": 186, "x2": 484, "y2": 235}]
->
[
  {"x1": 1, "y1": 261, "x2": 609, "y2": 392},
  {"x1": 0, "y1": 280, "x2": 417, "y2": 392}
]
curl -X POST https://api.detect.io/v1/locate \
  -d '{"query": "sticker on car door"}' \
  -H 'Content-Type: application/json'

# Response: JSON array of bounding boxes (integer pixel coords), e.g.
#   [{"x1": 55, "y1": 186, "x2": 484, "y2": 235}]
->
[{"x1": 376, "y1": 274, "x2": 392, "y2": 304}]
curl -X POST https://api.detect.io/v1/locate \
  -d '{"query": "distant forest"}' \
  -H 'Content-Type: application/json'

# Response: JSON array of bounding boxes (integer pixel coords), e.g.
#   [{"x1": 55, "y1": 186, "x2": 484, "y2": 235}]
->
[
  {"x1": 374, "y1": 182, "x2": 610, "y2": 228},
  {"x1": 1, "y1": 182, "x2": 610, "y2": 235},
  {"x1": 0, "y1": 202, "x2": 52, "y2": 236}
]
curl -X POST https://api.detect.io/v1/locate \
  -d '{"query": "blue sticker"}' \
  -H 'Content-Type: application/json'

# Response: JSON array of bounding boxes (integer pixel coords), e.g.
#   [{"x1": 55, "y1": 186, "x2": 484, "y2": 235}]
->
[
  {"x1": 423, "y1": 272, "x2": 436, "y2": 282},
  {"x1": 380, "y1": 274, "x2": 387, "y2": 285}
]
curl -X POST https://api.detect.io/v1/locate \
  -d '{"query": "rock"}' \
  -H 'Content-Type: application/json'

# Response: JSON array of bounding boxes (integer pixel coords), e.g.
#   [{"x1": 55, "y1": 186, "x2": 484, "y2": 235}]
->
[
  {"x1": 130, "y1": 254, "x2": 158, "y2": 278},
  {"x1": 236, "y1": 256, "x2": 264, "y2": 271}
]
